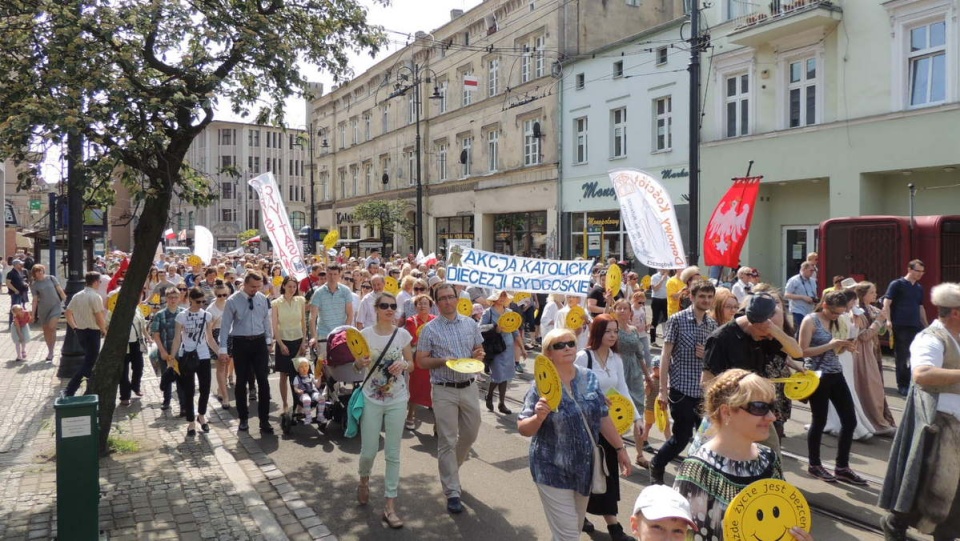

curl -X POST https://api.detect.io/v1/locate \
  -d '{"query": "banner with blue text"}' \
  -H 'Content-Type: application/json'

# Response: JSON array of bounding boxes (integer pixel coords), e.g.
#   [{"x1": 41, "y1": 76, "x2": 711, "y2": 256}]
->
[{"x1": 445, "y1": 246, "x2": 594, "y2": 296}]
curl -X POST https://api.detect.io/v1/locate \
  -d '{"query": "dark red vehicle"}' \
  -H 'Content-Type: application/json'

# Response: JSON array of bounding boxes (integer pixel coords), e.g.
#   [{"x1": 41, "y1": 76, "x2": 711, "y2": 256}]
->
[{"x1": 819, "y1": 215, "x2": 960, "y2": 323}]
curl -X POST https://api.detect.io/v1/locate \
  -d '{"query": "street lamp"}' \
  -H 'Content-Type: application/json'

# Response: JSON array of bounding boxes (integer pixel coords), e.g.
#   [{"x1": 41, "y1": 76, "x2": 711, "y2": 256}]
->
[{"x1": 385, "y1": 64, "x2": 441, "y2": 251}]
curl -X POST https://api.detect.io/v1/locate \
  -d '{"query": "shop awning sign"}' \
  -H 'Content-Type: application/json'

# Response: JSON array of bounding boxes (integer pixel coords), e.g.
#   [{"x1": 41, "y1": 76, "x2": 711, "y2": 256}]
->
[
  {"x1": 609, "y1": 169, "x2": 687, "y2": 269},
  {"x1": 446, "y1": 246, "x2": 593, "y2": 296}
]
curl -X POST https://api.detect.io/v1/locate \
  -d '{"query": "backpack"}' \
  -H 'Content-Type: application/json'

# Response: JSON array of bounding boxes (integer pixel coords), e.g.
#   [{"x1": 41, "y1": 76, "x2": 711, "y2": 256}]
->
[{"x1": 325, "y1": 326, "x2": 356, "y2": 367}]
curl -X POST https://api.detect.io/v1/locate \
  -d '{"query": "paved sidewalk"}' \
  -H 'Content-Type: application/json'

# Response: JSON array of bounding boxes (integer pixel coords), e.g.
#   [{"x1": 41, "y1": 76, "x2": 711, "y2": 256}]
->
[{"x1": 0, "y1": 295, "x2": 335, "y2": 541}]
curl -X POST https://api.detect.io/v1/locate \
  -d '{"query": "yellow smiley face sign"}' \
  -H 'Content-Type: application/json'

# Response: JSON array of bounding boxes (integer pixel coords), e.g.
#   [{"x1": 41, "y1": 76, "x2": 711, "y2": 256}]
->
[
  {"x1": 499, "y1": 311, "x2": 523, "y2": 333},
  {"x1": 457, "y1": 297, "x2": 473, "y2": 317},
  {"x1": 606, "y1": 265, "x2": 622, "y2": 296},
  {"x1": 654, "y1": 397, "x2": 669, "y2": 433},
  {"x1": 150, "y1": 293, "x2": 161, "y2": 305},
  {"x1": 322, "y1": 230, "x2": 340, "y2": 250},
  {"x1": 774, "y1": 371, "x2": 821, "y2": 401},
  {"x1": 138, "y1": 303, "x2": 152, "y2": 317},
  {"x1": 566, "y1": 305, "x2": 587, "y2": 329},
  {"x1": 106, "y1": 293, "x2": 118, "y2": 313},
  {"x1": 273, "y1": 276, "x2": 283, "y2": 288},
  {"x1": 724, "y1": 479, "x2": 811, "y2": 541},
  {"x1": 384, "y1": 276, "x2": 400, "y2": 295},
  {"x1": 186, "y1": 254, "x2": 203, "y2": 267},
  {"x1": 344, "y1": 327, "x2": 370, "y2": 359},
  {"x1": 512, "y1": 292, "x2": 531, "y2": 304},
  {"x1": 445, "y1": 358, "x2": 485, "y2": 374},
  {"x1": 535, "y1": 354, "x2": 563, "y2": 411},
  {"x1": 606, "y1": 390, "x2": 635, "y2": 435}
]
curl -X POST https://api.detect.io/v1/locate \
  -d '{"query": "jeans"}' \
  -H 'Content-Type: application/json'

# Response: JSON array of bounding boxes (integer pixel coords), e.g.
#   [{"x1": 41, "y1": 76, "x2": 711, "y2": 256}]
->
[
  {"x1": 358, "y1": 399, "x2": 407, "y2": 498},
  {"x1": 650, "y1": 298, "x2": 668, "y2": 341},
  {"x1": 160, "y1": 366, "x2": 184, "y2": 407},
  {"x1": 892, "y1": 325, "x2": 921, "y2": 391},
  {"x1": 65, "y1": 329, "x2": 100, "y2": 396},
  {"x1": 433, "y1": 382, "x2": 482, "y2": 498},
  {"x1": 119, "y1": 341, "x2": 144, "y2": 401},
  {"x1": 233, "y1": 336, "x2": 270, "y2": 423},
  {"x1": 178, "y1": 357, "x2": 212, "y2": 423},
  {"x1": 651, "y1": 389, "x2": 701, "y2": 472},
  {"x1": 807, "y1": 372, "x2": 856, "y2": 468}
]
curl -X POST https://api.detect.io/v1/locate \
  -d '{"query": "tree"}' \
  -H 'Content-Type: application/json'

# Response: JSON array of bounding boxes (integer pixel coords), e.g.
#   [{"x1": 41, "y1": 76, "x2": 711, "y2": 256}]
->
[
  {"x1": 238, "y1": 229, "x2": 260, "y2": 243},
  {"x1": 0, "y1": 0, "x2": 386, "y2": 453},
  {"x1": 352, "y1": 199, "x2": 413, "y2": 250}
]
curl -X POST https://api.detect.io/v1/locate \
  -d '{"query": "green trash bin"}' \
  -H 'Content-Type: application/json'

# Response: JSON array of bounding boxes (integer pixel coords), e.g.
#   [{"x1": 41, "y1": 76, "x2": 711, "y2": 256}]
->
[{"x1": 55, "y1": 394, "x2": 100, "y2": 540}]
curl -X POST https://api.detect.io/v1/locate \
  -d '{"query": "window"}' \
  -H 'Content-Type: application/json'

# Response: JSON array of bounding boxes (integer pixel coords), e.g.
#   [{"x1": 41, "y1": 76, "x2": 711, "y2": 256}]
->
[
  {"x1": 437, "y1": 143, "x2": 448, "y2": 180},
  {"x1": 351, "y1": 166, "x2": 359, "y2": 196},
  {"x1": 521, "y1": 47, "x2": 531, "y2": 83},
  {"x1": 488, "y1": 59, "x2": 500, "y2": 97},
  {"x1": 788, "y1": 57, "x2": 818, "y2": 127},
  {"x1": 407, "y1": 151, "x2": 416, "y2": 186},
  {"x1": 220, "y1": 155, "x2": 234, "y2": 169},
  {"x1": 338, "y1": 123, "x2": 346, "y2": 148},
  {"x1": 535, "y1": 36, "x2": 545, "y2": 78},
  {"x1": 363, "y1": 113, "x2": 371, "y2": 141},
  {"x1": 380, "y1": 156, "x2": 391, "y2": 189},
  {"x1": 654, "y1": 96, "x2": 672, "y2": 151},
  {"x1": 221, "y1": 208, "x2": 235, "y2": 221},
  {"x1": 338, "y1": 168, "x2": 346, "y2": 198},
  {"x1": 726, "y1": 0, "x2": 751, "y2": 20},
  {"x1": 460, "y1": 137, "x2": 473, "y2": 177},
  {"x1": 381, "y1": 105, "x2": 389, "y2": 134},
  {"x1": 656, "y1": 47, "x2": 668, "y2": 66},
  {"x1": 222, "y1": 182, "x2": 234, "y2": 199},
  {"x1": 289, "y1": 134, "x2": 296, "y2": 150},
  {"x1": 246, "y1": 209, "x2": 260, "y2": 230},
  {"x1": 291, "y1": 211, "x2": 306, "y2": 230},
  {"x1": 574, "y1": 117, "x2": 588, "y2": 164},
  {"x1": 438, "y1": 82, "x2": 448, "y2": 113},
  {"x1": 247, "y1": 156, "x2": 260, "y2": 173},
  {"x1": 575, "y1": 73, "x2": 585, "y2": 90},
  {"x1": 351, "y1": 117, "x2": 359, "y2": 144},
  {"x1": 462, "y1": 71, "x2": 474, "y2": 106},
  {"x1": 626, "y1": 0, "x2": 640, "y2": 5},
  {"x1": 248, "y1": 130, "x2": 260, "y2": 147},
  {"x1": 408, "y1": 94, "x2": 417, "y2": 125},
  {"x1": 724, "y1": 73, "x2": 750, "y2": 138},
  {"x1": 487, "y1": 129, "x2": 499, "y2": 171},
  {"x1": 613, "y1": 61, "x2": 624, "y2": 78},
  {"x1": 364, "y1": 163, "x2": 372, "y2": 194},
  {"x1": 523, "y1": 119, "x2": 541, "y2": 166},
  {"x1": 909, "y1": 20, "x2": 946, "y2": 107},
  {"x1": 611, "y1": 107, "x2": 627, "y2": 158},
  {"x1": 219, "y1": 129, "x2": 235, "y2": 145}
]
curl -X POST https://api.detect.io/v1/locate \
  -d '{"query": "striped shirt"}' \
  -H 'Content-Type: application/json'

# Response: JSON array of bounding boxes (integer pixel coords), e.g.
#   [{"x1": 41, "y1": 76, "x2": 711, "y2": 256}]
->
[
  {"x1": 664, "y1": 307, "x2": 717, "y2": 398},
  {"x1": 417, "y1": 313, "x2": 483, "y2": 384},
  {"x1": 310, "y1": 282, "x2": 353, "y2": 340}
]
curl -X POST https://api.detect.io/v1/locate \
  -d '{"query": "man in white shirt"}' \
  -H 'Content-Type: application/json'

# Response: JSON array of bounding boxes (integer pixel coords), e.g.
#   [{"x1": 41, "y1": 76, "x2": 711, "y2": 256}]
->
[
  {"x1": 355, "y1": 275, "x2": 385, "y2": 329},
  {"x1": 730, "y1": 266, "x2": 755, "y2": 303}
]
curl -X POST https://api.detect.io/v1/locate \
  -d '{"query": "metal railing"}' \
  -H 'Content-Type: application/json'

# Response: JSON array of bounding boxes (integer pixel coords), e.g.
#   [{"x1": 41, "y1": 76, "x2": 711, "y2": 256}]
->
[{"x1": 730, "y1": 0, "x2": 841, "y2": 31}]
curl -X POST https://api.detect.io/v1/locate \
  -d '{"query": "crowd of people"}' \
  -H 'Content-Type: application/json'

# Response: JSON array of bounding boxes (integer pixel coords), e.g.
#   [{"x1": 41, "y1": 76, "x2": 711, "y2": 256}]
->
[{"x1": 10, "y1": 242, "x2": 960, "y2": 540}]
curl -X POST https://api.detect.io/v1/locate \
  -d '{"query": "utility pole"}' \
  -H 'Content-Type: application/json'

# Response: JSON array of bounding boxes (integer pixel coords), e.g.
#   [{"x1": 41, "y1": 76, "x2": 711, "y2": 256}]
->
[
  {"x1": 57, "y1": 132, "x2": 86, "y2": 377},
  {"x1": 413, "y1": 65, "x2": 423, "y2": 252},
  {"x1": 308, "y1": 122, "x2": 317, "y2": 255},
  {"x1": 688, "y1": 0, "x2": 703, "y2": 265}
]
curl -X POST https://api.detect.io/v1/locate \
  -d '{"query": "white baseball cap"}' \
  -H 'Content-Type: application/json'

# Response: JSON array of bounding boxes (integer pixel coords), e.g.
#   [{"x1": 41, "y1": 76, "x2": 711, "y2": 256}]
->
[{"x1": 632, "y1": 485, "x2": 697, "y2": 529}]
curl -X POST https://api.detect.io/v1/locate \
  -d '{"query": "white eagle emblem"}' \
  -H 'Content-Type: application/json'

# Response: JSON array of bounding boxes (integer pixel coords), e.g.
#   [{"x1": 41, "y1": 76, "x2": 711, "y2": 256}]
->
[{"x1": 707, "y1": 199, "x2": 750, "y2": 254}]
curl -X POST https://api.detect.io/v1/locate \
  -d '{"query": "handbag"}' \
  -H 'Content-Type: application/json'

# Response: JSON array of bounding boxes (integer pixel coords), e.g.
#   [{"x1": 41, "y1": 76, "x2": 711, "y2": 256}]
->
[
  {"x1": 177, "y1": 313, "x2": 207, "y2": 372},
  {"x1": 481, "y1": 309, "x2": 506, "y2": 358},
  {"x1": 571, "y1": 381, "x2": 610, "y2": 494},
  {"x1": 344, "y1": 327, "x2": 399, "y2": 438}
]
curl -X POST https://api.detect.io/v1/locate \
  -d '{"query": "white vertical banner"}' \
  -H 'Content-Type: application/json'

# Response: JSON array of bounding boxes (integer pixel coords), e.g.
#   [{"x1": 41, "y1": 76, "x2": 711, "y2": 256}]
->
[
  {"x1": 247, "y1": 173, "x2": 308, "y2": 280},
  {"x1": 608, "y1": 169, "x2": 687, "y2": 269},
  {"x1": 194, "y1": 225, "x2": 214, "y2": 265}
]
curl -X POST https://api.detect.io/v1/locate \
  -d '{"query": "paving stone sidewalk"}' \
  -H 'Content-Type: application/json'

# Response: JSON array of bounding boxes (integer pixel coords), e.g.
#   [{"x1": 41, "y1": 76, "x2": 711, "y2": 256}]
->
[{"x1": 0, "y1": 294, "x2": 335, "y2": 541}]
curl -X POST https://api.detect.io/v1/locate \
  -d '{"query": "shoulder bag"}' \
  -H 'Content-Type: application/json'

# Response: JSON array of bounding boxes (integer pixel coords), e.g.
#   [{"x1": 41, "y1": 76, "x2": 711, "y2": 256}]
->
[
  {"x1": 481, "y1": 309, "x2": 506, "y2": 359},
  {"x1": 345, "y1": 327, "x2": 399, "y2": 438},
  {"x1": 571, "y1": 379, "x2": 609, "y2": 494}
]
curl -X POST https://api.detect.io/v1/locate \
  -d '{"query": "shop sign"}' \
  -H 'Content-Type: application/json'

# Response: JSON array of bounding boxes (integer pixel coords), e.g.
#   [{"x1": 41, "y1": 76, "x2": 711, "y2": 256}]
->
[
  {"x1": 581, "y1": 168, "x2": 688, "y2": 200},
  {"x1": 587, "y1": 217, "x2": 620, "y2": 228},
  {"x1": 660, "y1": 168, "x2": 689, "y2": 179},
  {"x1": 336, "y1": 211, "x2": 355, "y2": 224}
]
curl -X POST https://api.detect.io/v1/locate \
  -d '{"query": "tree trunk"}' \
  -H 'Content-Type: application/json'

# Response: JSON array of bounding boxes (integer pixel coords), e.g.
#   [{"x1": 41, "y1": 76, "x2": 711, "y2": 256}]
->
[{"x1": 90, "y1": 189, "x2": 171, "y2": 454}]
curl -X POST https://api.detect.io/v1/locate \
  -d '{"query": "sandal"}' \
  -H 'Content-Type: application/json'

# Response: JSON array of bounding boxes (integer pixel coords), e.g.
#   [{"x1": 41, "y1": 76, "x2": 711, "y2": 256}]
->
[
  {"x1": 635, "y1": 454, "x2": 651, "y2": 469},
  {"x1": 382, "y1": 510, "x2": 404, "y2": 529},
  {"x1": 357, "y1": 482, "x2": 369, "y2": 505},
  {"x1": 404, "y1": 418, "x2": 416, "y2": 430}
]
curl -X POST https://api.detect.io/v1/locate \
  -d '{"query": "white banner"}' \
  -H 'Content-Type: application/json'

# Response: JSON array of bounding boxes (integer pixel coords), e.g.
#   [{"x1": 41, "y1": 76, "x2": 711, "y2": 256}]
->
[
  {"x1": 247, "y1": 173, "x2": 308, "y2": 280},
  {"x1": 194, "y1": 225, "x2": 214, "y2": 265},
  {"x1": 609, "y1": 169, "x2": 687, "y2": 269},
  {"x1": 445, "y1": 246, "x2": 594, "y2": 296}
]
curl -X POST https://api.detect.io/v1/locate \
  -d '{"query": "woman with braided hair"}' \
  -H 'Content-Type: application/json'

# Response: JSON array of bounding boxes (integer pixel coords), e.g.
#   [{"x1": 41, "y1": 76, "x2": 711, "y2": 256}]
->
[{"x1": 673, "y1": 369, "x2": 814, "y2": 541}]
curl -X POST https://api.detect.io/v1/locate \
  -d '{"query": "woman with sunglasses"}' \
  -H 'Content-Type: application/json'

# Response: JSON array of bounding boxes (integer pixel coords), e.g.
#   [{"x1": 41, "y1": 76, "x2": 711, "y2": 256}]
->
[
  {"x1": 403, "y1": 292, "x2": 436, "y2": 430},
  {"x1": 356, "y1": 291, "x2": 414, "y2": 528},
  {"x1": 170, "y1": 287, "x2": 219, "y2": 436},
  {"x1": 673, "y1": 369, "x2": 813, "y2": 541},
  {"x1": 518, "y1": 328, "x2": 632, "y2": 541},
  {"x1": 798, "y1": 290, "x2": 867, "y2": 485},
  {"x1": 272, "y1": 276, "x2": 307, "y2": 413},
  {"x1": 208, "y1": 283, "x2": 233, "y2": 409},
  {"x1": 401, "y1": 279, "x2": 430, "y2": 320},
  {"x1": 574, "y1": 314, "x2": 642, "y2": 540}
]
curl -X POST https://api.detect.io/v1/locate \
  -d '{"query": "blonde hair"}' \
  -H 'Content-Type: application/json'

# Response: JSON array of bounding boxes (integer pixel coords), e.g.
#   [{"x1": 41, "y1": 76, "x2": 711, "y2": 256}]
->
[
  {"x1": 295, "y1": 357, "x2": 312, "y2": 371},
  {"x1": 541, "y1": 327, "x2": 576, "y2": 353},
  {"x1": 703, "y1": 369, "x2": 775, "y2": 426}
]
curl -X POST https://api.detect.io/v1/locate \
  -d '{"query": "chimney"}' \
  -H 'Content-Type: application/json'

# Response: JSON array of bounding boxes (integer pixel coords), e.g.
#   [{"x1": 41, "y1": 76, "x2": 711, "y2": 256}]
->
[{"x1": 450, "y1": 9, "x2": 464, "y2": 20}]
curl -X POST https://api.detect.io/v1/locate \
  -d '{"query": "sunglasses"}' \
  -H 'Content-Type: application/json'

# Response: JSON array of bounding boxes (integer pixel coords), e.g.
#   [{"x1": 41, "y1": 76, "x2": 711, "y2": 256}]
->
[
  {"x1": 216, "y1": 293, "x2": 229, "y2": 298},
  {"x1": 377, "y1": 303, "x2": 398, "y2": 310},
  {"x1": 192, "y1": 298, "x2": 207, "y2": 304},
  {"x1": 414, "y1": 287, "x2": 426, "y2": 292},
  {"x1": 178, "y1": 288, "x2": 188, "y2": 292},
  {"x1": 248, "y1": 297, "x2": 254, "y2": 310},
  {"x1": 361, "y1": 284, "x2": 372, "y2": 289},
  {"x1": 740, "y1": 401, "x2": 776, "y2": 416},
  {"x1": 550, "y1": 340, "x2": 578, "y2": 350}
]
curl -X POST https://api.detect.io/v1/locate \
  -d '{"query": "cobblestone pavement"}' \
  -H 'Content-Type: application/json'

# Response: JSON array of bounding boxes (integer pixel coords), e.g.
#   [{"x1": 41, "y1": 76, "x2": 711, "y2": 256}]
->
[{"x1": 0, "y1": 294, "x2": 335, "y2": 541}]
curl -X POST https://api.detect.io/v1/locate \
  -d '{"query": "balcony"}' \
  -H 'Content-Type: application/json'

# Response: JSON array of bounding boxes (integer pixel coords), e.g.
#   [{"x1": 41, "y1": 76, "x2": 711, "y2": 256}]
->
[{"x1": 728, "y1": 1, "x2": 843, "y2": 47}]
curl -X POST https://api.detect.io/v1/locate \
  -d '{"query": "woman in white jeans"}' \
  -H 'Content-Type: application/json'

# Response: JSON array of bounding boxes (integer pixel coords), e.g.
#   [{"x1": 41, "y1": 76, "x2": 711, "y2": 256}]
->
[{"x1": 355, "y1": 291, "x2": 414, "y2": 529}]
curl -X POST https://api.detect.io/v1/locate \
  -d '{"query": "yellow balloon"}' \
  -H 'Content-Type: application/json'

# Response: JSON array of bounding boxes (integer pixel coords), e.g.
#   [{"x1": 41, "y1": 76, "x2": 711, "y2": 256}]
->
[
  {"x1": 498, "y1": 311, "x2": 523, "y2": 333},
  {"x1": 606, "y1": 390, "x2": 635, "y2": 435},
  {"x1": 457, "y1": 297, "x2": 473, "y2": 317},
  {"x1": 606, "y1": 265, "x2": 622, "y2": 296},
  {"x1": 344, "y1": 327, "x2": 370, "y2": 359},
  {"x1": 724, "y1": 479, "x2": 811, "y2": 541},
  {"x1": 534, "y1": 354, "x2": 563, "y2": 411},
  {"x1": 384, "y1": 276, "x2": 400, "y2": 295}
]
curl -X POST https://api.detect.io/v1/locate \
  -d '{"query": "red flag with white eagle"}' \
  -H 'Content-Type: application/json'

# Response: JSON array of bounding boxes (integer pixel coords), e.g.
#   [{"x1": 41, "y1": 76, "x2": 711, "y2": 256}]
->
[{"x1": 703, "y1": 177, "x2": 761, "y2": 268}]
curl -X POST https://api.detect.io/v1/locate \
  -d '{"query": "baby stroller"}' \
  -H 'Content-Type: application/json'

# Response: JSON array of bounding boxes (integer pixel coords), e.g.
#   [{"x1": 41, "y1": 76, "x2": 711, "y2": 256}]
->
[
  {"x1": 279, "y1": 357, "x2": 325, "y2": 435},
  {"x1": 316, "y1": 325, "x2": 365, "y2": 435}
]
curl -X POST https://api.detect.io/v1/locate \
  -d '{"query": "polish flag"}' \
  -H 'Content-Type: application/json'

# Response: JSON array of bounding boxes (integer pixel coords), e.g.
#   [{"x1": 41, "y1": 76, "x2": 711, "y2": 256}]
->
[
  {"x1": 163, "y1": 228, "x2": 176, "y2": 240},
  {"x1": 463, "y1": 74, "x2": 478, "y2": 92}
]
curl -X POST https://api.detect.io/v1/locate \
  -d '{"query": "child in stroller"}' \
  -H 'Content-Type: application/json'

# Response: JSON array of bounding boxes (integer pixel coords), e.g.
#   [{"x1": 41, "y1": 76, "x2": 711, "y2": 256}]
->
[
  {"x1": 316, "y1": 325, "x2": 366, "y2": 434},
  {"x1": 292, "y1": 358, "x2": 322, "y2": 424}
]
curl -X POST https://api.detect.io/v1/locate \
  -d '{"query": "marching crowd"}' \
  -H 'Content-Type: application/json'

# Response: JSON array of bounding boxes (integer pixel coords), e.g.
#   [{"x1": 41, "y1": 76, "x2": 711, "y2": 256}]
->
[{"x1": 6, "y1": 245, "x2": 960, "y2": 541}]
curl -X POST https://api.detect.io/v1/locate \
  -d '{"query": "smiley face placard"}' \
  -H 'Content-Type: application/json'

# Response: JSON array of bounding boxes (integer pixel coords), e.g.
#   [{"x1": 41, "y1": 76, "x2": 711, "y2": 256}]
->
[
  {"x1": 654, "y1": 397, "x2": 669, "y2": 433},
  {"x1": 606, "y1": 265, "x2": 622, "y2": 296},
  {"x1": 106, "y1": 293, "x2": 119, "y2": 313},
  {"x1": 322, "y1": 230, "x2": 340, "y2": 250},
  {"x1": 384, "y1": 276, "x2": 400, "y2": 295},
  {"x1": 186, "y1": 254, "x2": 203, "y2": 267},
  {"x1": 774, "y1": 371, "x2": 821, "y2": 401},
  {"x1": 512, "y1": 292, "x2": 531, "y2": 304},
  {"x1": 565, "y1": 305, "x2": 587, "y2": 329},
  {"x1": 272, "y1": 276, "x2": 283, "y2": 288},
  {"x1": 457, "y1": 297, "x2": 473, "y2": 317},
  {"x1": 446, "y1": 358, "x2": 485, "y2": 374},
  {"x1": 606, "y1": 390, "x2": 635, "y2": 435},
  {"x1": 499, "y1": 311, "x2": 522, "y2": 333},
  {"x1": 138, "y1": 303, "x2": 152, "y2": 317},
  {"x1": 534, "y1": 354, "x2": 563, "y2": 411},
  {"x1": 344, "y1": 327, "x2": 370, "y2": 359},
  {"x1": 723, "y1": 479, "x2": 811, "y2": 541}
]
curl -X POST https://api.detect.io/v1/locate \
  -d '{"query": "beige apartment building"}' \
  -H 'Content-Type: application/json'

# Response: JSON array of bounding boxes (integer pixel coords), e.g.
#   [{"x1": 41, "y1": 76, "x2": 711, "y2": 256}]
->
[{"x1": 310, "y1": 0, "x2": 685, "y2": 257}]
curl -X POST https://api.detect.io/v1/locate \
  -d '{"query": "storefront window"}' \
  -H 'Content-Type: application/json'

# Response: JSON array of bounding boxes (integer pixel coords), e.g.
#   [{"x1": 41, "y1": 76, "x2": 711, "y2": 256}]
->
[
  {"x1": 351, "y1": 225, "x2": 361, "y2": 238},
  {"x1": 436, "y1": 216, "x2": 475, "y2": 251},
  {"x1": 494, "y1": 211, "x2": 547, "y2": 257}
]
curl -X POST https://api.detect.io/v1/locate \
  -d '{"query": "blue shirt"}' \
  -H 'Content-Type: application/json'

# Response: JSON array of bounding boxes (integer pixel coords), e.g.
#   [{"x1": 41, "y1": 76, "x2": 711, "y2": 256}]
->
[
  {"x1": 785, "y1": 274, "x2": 817, "y2": 316},
  {"x1": 885, "y1": 277, "x2": 924, "y2": 328},
  {"x1": 310, "y1": 282, "x2": 353, "y2": 339},
  {"x1": 417, "y1": 313, "x2": 483, "y2": 384},
  {"x1": 518, "y1": 365, "x2": 608, "y2": 496},
  {"x1": 218, "y1": 290, "x2": 273, "y2": 354}
]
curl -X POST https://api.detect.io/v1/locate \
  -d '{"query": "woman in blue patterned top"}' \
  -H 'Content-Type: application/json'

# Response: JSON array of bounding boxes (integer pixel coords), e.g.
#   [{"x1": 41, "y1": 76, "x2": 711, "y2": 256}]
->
[{"x1": 518, "y1": 328, "x2": 632, "y2": 541}]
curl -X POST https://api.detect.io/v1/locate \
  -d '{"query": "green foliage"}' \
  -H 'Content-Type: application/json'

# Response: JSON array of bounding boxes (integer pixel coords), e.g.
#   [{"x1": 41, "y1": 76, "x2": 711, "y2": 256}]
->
[
  {"x1": 353, "y1": 200, "x2": 413, "y2": 241},
  {"x1": 238, "y1": 228, "x2": 260, "y2": 242},
  {"x1": 107, "y1": 436, "x2": 141, "y2": 454}
]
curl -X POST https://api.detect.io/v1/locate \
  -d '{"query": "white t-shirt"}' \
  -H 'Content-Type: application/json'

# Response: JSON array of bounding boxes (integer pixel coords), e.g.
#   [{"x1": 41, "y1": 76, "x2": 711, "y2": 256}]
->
[
  {"x1": 360, "y1": 326, "x2": 413, "y2": 405},
  {"x1": 539, "y1": 300, "x2": 560, "y2": 337},
  {"x1": 911, "y1": 320, "x2": 960, "y2": 422},
  {"x1": 175, "y1": 309, "x2": 214, "y2": 359},
  {"x1": 574, "y1": 349, "x2": 641, "y2": 422},
  {"x1": 206, "y1": 302, "x2": 225, "y2": 330}
]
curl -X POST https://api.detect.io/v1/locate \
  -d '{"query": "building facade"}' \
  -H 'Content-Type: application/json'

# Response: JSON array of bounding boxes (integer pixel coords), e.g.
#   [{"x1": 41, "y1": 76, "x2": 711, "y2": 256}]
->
[
  {"x1": 559, "y1": 19, "x2": 690, "y2": 264},
  {"x1": 309, "y1": 0, "x2": 686, "y2": 258},
  {"x1": 699, "y1": 0, "x2": 960, "y2": 283},
  {"x1": 180, "y1": 121, "x2": 308, "y2": 251}
]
